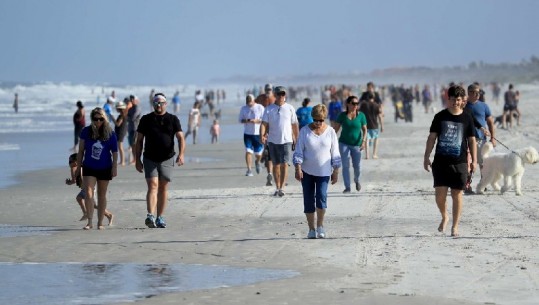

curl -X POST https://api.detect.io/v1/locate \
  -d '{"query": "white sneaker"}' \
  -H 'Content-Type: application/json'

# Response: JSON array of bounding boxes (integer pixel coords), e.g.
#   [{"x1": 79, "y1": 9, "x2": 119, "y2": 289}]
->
[
  {"x1": 246, "y1": 170, "x2": 254, "y2": 177},
  {"x1": 307, "y1": 229, "x2": 316, "y2": 239},
  {"x1": 316, "y1": 226, "x2": 326, "y2": 239}
]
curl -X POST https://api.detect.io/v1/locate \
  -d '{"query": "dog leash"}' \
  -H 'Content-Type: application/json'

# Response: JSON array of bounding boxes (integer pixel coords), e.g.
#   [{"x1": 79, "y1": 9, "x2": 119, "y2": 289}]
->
[{"x1": 490, "y1": 136, "x2": 518, "y2": 156}]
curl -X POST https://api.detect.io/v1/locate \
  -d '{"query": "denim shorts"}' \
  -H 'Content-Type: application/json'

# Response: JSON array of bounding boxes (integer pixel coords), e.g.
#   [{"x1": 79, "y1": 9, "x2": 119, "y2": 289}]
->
[
  {"x1": 367, "y1": 129, "x2": 380, "y2": 139},
  {"x1": 143, "y1": 155, "x2": 175, "y2": 181},
  {"x1": 268, "y1": 142, "x2": 292, "y2": 164},
  {"x1": 77, "y1": 189, "x2": 86, "y2": 199}
]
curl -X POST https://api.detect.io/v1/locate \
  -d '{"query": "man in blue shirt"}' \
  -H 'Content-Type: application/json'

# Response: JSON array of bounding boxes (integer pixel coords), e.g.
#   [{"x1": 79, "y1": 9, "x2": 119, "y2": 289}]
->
[
  {"x1": 465, "y1": 84, "x2": 496, "y2": 165},
  {"x1": 464, "y1": 84, "x2": 496, "y2": 194}
]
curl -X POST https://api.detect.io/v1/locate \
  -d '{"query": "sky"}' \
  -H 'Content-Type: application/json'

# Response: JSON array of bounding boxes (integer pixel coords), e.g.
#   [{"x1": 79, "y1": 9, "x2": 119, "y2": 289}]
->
[{"x1": 1, "y1": 0, "x2": 538, "y2": 85}]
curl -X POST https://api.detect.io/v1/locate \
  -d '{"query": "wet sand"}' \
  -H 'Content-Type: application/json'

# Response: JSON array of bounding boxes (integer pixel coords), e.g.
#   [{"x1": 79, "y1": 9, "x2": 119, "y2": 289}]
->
[{"x1": 1, "y1": 89, "x2": 539, "y2": 305}]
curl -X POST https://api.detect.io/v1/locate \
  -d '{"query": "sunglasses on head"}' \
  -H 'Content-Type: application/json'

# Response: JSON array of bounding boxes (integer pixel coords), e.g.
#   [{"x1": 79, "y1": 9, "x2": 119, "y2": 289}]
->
[{"x1": 92, "y1": 117, "x2": 104, "y2": 122}]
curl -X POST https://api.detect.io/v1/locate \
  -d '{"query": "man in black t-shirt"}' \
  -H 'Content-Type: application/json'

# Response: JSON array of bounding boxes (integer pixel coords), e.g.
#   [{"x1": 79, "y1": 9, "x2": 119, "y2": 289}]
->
[
  {"x1": 359, "y1": 92, "x2": 384, "y2": 159},
  {"x1": 135, "y1": 93, "x2": 185, "y2": 228},
  {"x1": 424, "y1": 85, "x2": 476, "y2": 238}
]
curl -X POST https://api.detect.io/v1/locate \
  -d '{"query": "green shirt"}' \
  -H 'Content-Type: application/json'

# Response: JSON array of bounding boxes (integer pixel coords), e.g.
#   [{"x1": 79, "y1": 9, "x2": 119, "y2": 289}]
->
[{"x1": 336, "y1": 111, "x2": 367, "y2": 146}]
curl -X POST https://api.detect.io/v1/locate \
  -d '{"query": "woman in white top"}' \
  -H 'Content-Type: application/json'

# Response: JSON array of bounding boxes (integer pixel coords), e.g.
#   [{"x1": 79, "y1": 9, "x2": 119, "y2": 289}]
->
[{"x1": 293, "y1": 104, "x2": 341, "y2": 239}]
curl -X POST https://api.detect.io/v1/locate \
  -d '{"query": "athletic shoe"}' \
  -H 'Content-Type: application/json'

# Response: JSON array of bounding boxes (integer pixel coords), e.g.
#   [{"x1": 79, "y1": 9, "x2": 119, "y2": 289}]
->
[
  {"x1": 155, "y1": 216, "x2": 166, "y2": 228},
  {"x1": 255, "y1": 160, "x2": 261, "y2": 174},
  {"x1": 356, "y1": 182, "x2": 361, "y2": 192},
  {"x1": 316, "y1": 226, "x2": 326, "y2": 239},
  {"x1": 273, "y1": 190, "x2": 280, "y2": 197},
  {"x1": 145, "y1": 214, "x2": 156, "y2": 228},
  {"x1": 307, "y1": 229, "x2": 316, "y2": 239},
  {"x1": 246, "y1": 170, "x2": 254, "y2": 177},
  {"x1": 343, "y1": 188, "x2": 351, "y2": 194},
  {"x1": 278, "y1": 189, "x2": 285, "y2": 197},
  {"x1": 266, "y1": 173, "x2": 273, "y2": 186}
]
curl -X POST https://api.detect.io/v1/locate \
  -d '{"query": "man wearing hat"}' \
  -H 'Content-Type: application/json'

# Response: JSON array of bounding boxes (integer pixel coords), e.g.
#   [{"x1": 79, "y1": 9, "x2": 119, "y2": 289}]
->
[
  {"x1": 260, "y1": 86, "x2": 299, "y2": 196},
  {"x1": 135, "y1": 93, "x2": 185, "y2": 228},
  {"x1": 256, "y1": 83, "x2": 276, "y2": 107}
]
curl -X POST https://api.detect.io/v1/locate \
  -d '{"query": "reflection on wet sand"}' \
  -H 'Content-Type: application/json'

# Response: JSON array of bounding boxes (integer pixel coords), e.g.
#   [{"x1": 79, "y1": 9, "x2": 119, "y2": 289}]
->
[
  {"x1": 0, "y1": 224, "x2": 57, "y2": 238},
  {"x1": 0, "y1": 262, "x2": 299, "y2": 305}
]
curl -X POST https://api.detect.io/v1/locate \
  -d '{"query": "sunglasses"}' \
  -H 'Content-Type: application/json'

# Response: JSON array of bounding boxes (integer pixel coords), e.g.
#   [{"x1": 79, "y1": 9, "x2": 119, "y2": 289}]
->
[
  {"x1": 350, "y1": 102, "x2": 359, "y2": 106},
  {"x1": 313, "y1": 119, "x2": 325, "y2": 123},
  {"x1": 92, "y1": 117, "x2": 104, "y2": 122},
  {"x1": 153, "y1": 101, "x2": 166, "y2": 106}
]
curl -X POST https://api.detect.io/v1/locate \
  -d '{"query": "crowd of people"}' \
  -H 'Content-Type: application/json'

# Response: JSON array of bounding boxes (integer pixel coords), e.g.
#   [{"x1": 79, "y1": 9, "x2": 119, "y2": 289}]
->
[{"x1": 66, "y1": 80, "x2": 520, "y2": 239}]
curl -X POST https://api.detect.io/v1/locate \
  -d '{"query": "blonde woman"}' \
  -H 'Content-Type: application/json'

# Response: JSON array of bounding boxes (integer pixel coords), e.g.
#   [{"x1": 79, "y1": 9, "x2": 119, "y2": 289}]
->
[
  {"x1": 76, "y1": 107, "x2": 117, "y2": 230},
  {"x1": 293, "y1": 104, "x2": 341, "y2": 239}
]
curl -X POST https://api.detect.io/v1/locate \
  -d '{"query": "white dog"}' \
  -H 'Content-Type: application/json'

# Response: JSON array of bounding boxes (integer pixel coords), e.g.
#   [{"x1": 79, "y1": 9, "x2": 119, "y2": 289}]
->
[{"x1": 476, "y1": 142, "x2": 539, "y2": 195}]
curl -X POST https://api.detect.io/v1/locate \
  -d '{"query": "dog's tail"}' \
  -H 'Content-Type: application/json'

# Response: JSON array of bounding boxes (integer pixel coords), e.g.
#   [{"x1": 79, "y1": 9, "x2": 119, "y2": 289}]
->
[{"x1": 481, "y1": 142, "x2": 494, "y2": 159}]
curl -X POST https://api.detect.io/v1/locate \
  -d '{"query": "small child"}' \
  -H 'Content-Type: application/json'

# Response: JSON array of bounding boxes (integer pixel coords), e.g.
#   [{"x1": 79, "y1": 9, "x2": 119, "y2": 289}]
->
[
  {"x1": 65, "y1": 153, "x2": 87, "y2": 221},
  {"x1": 210, "y1": 119, "x2": 220, "y2": 144},
  {"x1": 65, "y1": 153, "x2": 114, "y2": 224}
]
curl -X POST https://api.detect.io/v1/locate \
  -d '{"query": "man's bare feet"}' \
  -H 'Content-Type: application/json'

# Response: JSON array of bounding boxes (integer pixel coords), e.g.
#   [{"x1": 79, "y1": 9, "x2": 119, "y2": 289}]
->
[
  {"x1": 451, "y1": 227, "x2": 459, "y2": 237},
  {"x1": 438, "y1": 217, "x2": 449, "y2": 233},
  {"x1": 373, "y1": 155, "x2": 379, "y2": 159},
  {"x1": 106, "y1": 214, "x2": 114, "y2": 226},
  {"x1": 98, "y1": 225, "x2": 105, "y2": 230}
]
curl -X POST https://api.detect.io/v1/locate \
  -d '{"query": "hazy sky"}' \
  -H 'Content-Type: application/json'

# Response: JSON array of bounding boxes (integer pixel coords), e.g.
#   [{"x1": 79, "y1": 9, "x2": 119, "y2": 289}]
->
[{"x1": 1, "y1": 0, "x2": 538, "y2": 85}]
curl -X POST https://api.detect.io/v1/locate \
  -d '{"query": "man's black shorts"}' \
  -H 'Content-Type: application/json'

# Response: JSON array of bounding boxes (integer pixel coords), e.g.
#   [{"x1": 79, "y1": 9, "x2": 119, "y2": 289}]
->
[{"x1": 432, "y1": 162, "x2": 468, "y2": 190}]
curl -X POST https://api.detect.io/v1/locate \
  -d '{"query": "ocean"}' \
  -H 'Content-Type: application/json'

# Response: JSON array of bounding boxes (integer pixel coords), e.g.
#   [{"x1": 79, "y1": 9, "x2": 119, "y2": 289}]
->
[{"x1": 0, "y1": 82, "x2": 246, "y2": 189}]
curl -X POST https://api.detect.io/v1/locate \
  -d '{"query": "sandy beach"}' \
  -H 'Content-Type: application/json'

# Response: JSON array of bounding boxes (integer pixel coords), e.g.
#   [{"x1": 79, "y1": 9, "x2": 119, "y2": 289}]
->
[{"x1": 1, "y1": 86, "x2": 539, "y2": 305}]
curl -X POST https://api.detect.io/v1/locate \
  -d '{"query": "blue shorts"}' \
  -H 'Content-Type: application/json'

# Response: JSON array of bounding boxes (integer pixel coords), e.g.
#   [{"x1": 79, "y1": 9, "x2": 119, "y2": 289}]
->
[
  {"x1": 367, "y1": 129, "x2": 380, "y2": 140},
  {"x1": 143, "y1": 155, "x2": 175, "y2": 181},
  {"x1": 268, "y1": 142, "x2": 292, "y2": 164},
  {"x1": 77, "y1": 189, "x2": 86, "y2": 199},
  {"x1": 243, "y1": 134, "x2": 264, "y2": 155}
]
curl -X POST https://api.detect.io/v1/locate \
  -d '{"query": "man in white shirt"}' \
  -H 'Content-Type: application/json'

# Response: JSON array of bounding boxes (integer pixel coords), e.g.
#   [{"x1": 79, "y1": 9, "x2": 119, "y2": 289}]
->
[
  {"x1": 239, "y1": 94, "x2": 265, "y2": 176},
  {"x1": 260, "y1": 86, "x2": 299, "y2": 196}
]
